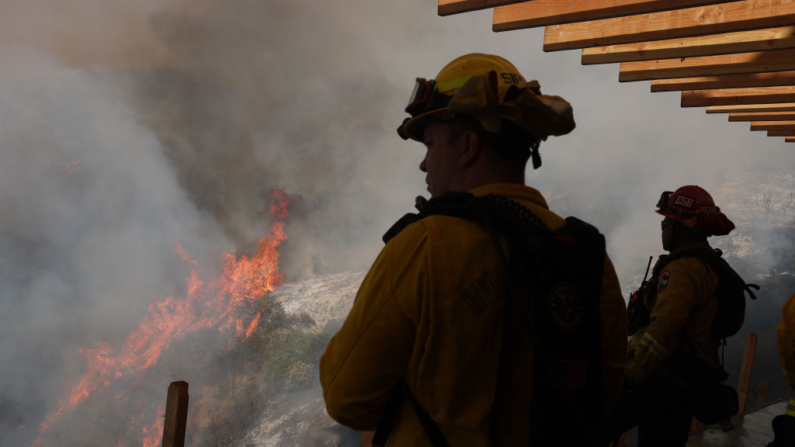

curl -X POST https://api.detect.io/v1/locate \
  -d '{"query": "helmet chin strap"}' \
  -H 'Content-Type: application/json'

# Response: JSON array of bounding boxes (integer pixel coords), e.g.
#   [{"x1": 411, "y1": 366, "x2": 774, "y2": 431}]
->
[{"x1": 530, "y1": 141, "x2": 541, "y2": 169}]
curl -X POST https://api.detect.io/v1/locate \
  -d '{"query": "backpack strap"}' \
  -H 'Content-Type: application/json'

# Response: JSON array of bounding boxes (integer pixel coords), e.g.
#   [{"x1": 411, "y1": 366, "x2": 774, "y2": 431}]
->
[
  {"x1": 372, "y1": 381, "x2": 450, "y2": 447},
  {"x1": 405, "y1": 382, "x2": 450, "y2": 447},
  {"x1": 382, "y1": 192, "x2": 481, "y2": 244}
]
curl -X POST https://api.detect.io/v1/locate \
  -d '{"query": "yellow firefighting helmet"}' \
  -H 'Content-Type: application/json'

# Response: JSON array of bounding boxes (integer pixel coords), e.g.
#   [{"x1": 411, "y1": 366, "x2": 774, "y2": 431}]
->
[
  {"x1": 397, "y1": 53, "x2": 576, "y2": 155},
  {"x1": 399, "y1": 54, "x2": 524, "y2": 142}
]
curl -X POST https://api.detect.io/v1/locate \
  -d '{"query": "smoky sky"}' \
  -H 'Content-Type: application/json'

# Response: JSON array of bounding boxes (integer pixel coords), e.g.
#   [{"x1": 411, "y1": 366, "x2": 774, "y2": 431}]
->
[{"x1": 2, "y1": 0, "x2": 795, "y2": 445}]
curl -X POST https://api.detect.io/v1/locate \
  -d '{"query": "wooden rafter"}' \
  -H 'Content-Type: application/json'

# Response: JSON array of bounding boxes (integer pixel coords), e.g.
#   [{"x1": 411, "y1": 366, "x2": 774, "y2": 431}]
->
[
  {"x1": 582, "y1": 26, "x2": 795, "y2": 65},
  {"x1": 439, "y1": 0, "x2": 525, "y2": 16},
  {"x1": 619, "y1": 49, "x2": 795, "y2": 82},
  {"x1": 707, "y1": 103, "x2": 795, "y2": 113},
  {"x1": 751, "y1": 121, "x2": 795, "y2": 131},
  {"x1": 786, "y1": 136, "x2": 795, "y2": 142},
  {"x1": 768, "y1": 130, "x2": 795, "y2": 136},
  {"x1": 682, "y1": 86, "x2": 795, "y2": 107},
  {"x1": 543, "y1": 1, "x2": 795, "y2": 51},
  {"x1": 492, "y1": 0, "x2": 733, "y2": 31},
  {"x1": 729, "y1": 112, "x2": 795, "y2": 122},
  {"x1": 651, "y1": 71, "x2": 795, "y2": 92},
  {"x1": 437, "y1": 0, "x2": 795, "y2": 149}
]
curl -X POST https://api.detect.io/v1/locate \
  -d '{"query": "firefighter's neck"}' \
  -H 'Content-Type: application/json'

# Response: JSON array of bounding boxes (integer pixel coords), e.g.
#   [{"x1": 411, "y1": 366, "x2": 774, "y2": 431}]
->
[
  {"x1": 460, "y1": 169, "x2": 525, "y2": 191},
  {"x1": 457, "y1": 149, "x2": 526, "y2": 191},
  {"x1": 667, "y1": 227, "x2": 708, "y2": 253}
]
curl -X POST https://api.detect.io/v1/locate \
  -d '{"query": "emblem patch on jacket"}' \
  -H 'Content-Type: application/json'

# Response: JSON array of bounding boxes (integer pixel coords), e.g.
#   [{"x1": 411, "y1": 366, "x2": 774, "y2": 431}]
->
[
  {"x1": 658, "y1": 271, "x2": 671, "y2": 293},
  {"x1": 548, "y1": 282, "x2": 584, "y2": 331}
]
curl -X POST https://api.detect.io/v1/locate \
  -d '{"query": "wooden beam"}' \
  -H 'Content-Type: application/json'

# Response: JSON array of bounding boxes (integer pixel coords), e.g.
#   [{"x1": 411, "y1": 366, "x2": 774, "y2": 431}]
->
[
  {"x1": 737, "y1": 332, "x2": 758, "y2": 415},
  {"x1": 543, "y1": 1, "x2": 795, "y2": 52},
  {"x1": 769, "y1": 130, "x2": 795, "y2": 136},
  {"x1": 439, "y1": 0, "x2": 526, "y2": 16},
  {"x1": 758, "y1": 379, "x2": 770, "y2": 408},
  {"x1": 707, "y1": 103, "x2": 795, "y2": 113},
  {"x1": 493, "y1": 0, "x2": 732, "y2": 31},
  {"x1": 786, "y1": 136, "x2": 795, "y2": 142},
  {"x1": 583, "y1": 26, "x2": 795, "y2": 65},
  {"x1": 682, "y1": 86, "x2": 795, "y2": 107},
  {"x1": 620, "y1": 49, "x2": 795, "y2": 82},
  {"x1": 751, "y1": 121, "x2": 795, "y2": 131},
  {"x1": 729, "y1": 112, "x2": 795, "y2": 122},
  {"x1": 162, "y1": 381, "x2": 189, "y2": 447},
  {"x1": 652, "y1": 71, "x2": 795, "y2": 92}
]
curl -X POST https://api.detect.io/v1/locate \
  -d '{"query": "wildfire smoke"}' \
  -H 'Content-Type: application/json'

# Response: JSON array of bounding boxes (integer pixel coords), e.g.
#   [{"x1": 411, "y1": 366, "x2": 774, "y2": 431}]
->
[{"x1": 33, "y1": 189, "x2": 298, "y2": 446}]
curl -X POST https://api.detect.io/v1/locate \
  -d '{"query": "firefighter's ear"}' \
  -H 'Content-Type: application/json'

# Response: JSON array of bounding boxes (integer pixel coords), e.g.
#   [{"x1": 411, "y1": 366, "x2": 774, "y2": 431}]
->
[{"x1": 458, "y1": 130, "x2": 480, "y2": 167}]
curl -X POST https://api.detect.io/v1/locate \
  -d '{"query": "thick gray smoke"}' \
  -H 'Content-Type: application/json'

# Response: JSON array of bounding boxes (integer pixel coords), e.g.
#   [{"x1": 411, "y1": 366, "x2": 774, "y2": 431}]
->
[
  {"x1": 0, "y1": 47, "x2": 233, "y2": 445},
  {"x1": 3, "y1": 0, "x2": 795, "y2": 445}
]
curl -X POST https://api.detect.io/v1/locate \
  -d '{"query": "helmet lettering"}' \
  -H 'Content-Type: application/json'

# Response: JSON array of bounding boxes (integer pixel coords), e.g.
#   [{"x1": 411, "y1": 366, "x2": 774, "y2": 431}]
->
[
  {"x1": 673, "y1": 195, "x2": 695, "y2": 209},
  {"x1": 500, "y1": 72, "x2": 523, "y2": 85}
]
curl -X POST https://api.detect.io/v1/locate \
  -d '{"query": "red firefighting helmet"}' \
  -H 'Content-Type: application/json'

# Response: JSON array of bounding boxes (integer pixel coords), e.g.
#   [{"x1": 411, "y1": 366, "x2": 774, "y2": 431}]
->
[{"x1": 655, "y1": 185, "x2": 735, "y2": 236}]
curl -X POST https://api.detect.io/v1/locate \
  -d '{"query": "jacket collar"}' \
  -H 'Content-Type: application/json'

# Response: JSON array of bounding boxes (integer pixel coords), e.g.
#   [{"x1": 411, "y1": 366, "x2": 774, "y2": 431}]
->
[{"x1": 467, "y1": 183, "x2": 549, "y2": 210}]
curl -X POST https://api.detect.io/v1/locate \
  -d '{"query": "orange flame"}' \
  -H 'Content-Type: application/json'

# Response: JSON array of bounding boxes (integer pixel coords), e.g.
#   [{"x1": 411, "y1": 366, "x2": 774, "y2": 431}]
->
[
  {"x1": 66, "y1": 160, "x2": 80, "y2": 175},
  {"x1": 141, "y1": 405, "x2": 164, "y2": 447},
  {"x1": 34, "y1": 189, "x2": 298, "y2": 445},
  {"x1": 174, "y1": 243, "x2": 198, "y2": 266}
]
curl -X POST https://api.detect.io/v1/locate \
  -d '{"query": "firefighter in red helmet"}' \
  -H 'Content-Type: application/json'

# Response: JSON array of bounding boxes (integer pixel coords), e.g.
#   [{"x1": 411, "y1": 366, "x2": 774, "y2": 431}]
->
[
  {"x1": 608, "y1": 185, "x2": 748, "y2": 447},
  {"x1": 654, "y1": 185, "x2": 735, "y2": 249}
]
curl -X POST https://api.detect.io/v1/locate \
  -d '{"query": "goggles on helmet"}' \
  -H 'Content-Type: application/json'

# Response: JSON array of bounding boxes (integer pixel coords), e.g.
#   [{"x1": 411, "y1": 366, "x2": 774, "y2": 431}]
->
[
  {"x1": 406, "y1": 78, "x2": 436, "y2": 116},
  {"x1": 656, "y1": 191, "x2": 672, "y2": 209},
  {"x1": 397, "y1": 74, "x2": 475, "y2": 140}
]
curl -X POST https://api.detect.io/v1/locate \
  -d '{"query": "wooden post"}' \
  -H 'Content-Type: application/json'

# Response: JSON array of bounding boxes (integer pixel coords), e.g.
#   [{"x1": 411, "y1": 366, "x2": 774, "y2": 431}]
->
[
  {"x1": 737, "y1": 332, "x2": 758, "y2": 415},
  {"x1": 360, "y1": 430, "x2": 375, "y2": 446},
  {"x1": 162, "y1": 381, "x2": 189, "y2": 447},
  {"x1": 609, "y1": 433, "x2": 628, "y2": 447},
  {"x1": 758, "y1": 379, "x2": 771, "y2": 408}
]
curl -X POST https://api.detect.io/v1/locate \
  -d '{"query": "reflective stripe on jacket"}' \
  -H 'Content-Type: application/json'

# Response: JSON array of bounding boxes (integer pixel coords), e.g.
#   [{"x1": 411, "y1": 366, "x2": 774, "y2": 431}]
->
[
  {"x1": 627, "y1": 243, "x2": 720, "y2": 384},
  {"x1": 319, "y1": 183, "x2": 627, "y2": 446}
]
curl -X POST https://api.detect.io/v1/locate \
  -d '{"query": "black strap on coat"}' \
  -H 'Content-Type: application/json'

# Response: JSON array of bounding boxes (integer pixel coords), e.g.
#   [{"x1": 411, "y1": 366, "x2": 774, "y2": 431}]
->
[{"x1": 372, "y1": 381, "x2": 449, "y2": 447}]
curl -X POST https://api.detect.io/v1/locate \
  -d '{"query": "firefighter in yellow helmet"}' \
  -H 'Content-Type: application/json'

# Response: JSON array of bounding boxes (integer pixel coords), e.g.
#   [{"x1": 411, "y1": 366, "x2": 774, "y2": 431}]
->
[
  {"x1": 767, "y1": 292, "x2": 795, "y2": 446},
  {"x1": 319, "y1": 53, "x2": 627, "y2": 446},
  {"x1": 613, "y1": 186, "x2": 743, "y2": 447}
]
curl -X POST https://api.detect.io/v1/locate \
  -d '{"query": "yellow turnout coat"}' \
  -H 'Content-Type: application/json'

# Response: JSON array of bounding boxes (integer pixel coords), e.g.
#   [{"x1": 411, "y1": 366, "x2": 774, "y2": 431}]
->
[
  {"x1": 320, "y1": 183, "x2": 627, "y2": 446},
  {"x1": 627, "y1": 243, "x2": 720, "y2": 384}
]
